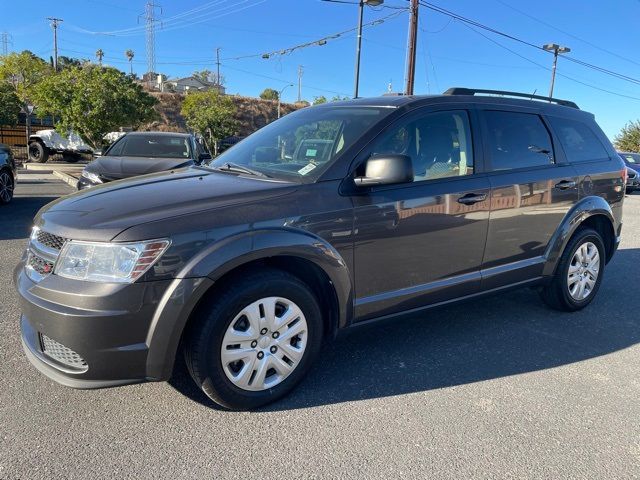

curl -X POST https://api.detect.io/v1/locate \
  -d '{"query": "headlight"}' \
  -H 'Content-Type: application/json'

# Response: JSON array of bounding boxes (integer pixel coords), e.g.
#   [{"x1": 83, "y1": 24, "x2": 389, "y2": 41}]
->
[
  {"x1": 81, "y1": 170, "x2": 102, "y2": 184},
  {"x1": 55, "y1": 239, "x2": 171, "y2": 283}
]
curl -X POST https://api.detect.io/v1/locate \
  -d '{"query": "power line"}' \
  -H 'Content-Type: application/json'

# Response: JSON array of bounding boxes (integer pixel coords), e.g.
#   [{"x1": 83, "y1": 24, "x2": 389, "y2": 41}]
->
[
  {"x1": 494, "y1": 0, "x2": 640, "y2": 68},
  {"x1": 418, "y1": 1, "x2": 640, "y2": 88},
  {"x1": 1, "y1": 32, "x2": 12, "y2": 55},
  {"x1": 140, "y1": 1, "x2": 162, "y2": 76}
]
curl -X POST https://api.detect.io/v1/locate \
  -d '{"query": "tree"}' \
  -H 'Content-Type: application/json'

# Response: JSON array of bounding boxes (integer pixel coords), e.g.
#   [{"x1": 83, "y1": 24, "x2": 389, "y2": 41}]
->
[
  {"x1": 95, "y1": 49, "x2": 104, "y2": 65},
  {"x1": 0, "y1": 51, "x2": 51, "y2": 108},
  {"x1": 0, "y1": 83, "x2": 22, "y2": 125},
  {"x1": 331, "y1": 95, "x2": 349, "y2": 102},
  {"x1": 193, "y1": 69, "x2": 225, "y2": 86},
  {"x1": 260, "y1": 88, "x2": 279, "y2": 101},
  {"x1": 615, "y1": 121, "x2": 640, "y2": 152},
  {"x1": 312, "y1": 95, "x2": 327, "y2": 105},
  {"x1": 0, "y1": 51, "x2": 52, "y2": 138},
  {"x1": 34, "y1": 65, "x2": 157, "y2": 148},
  {"x1": 125, "y1": 49, "x2": 135, "y2": 75},
  {"x1": 181, "y1": 90, "x2": 236, "y2": 155},
  {"x1": 57, "y1": 56, "x2": 85, "y2": 69}
]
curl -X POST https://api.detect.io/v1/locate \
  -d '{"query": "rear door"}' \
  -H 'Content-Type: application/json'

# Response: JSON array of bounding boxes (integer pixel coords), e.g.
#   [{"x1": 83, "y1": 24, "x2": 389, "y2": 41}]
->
[
  {"x1": 478, "y1": 107, "x2": 579, "y2": 289},
  {"x1": 350, "y1": 106, "x2": 491, "y2": 321}
]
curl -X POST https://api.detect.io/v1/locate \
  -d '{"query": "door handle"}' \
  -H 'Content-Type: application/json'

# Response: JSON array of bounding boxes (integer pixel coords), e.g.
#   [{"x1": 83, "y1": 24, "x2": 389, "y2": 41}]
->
[
  {"x1": 555, "y1": 180, "x2": 576, "y2": 190},
  {"x1": 457, "y1": 193, "x2": 487, "y2": 205}
]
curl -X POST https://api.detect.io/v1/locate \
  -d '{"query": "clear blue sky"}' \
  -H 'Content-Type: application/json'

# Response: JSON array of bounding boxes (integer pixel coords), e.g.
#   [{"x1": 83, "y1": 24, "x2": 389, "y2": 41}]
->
[{"x1": 2, "y1": 0, "x2": 640, "y2": 140}]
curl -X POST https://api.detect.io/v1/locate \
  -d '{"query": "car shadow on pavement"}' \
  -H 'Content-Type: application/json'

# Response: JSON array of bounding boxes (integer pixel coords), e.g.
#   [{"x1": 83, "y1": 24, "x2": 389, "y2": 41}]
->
[
  {"x1": 0, "y1": 196, "x2": 59, "y2": 241},
  {"x1": 169, "y1": 247, "x2": 640, "y2": 412}
]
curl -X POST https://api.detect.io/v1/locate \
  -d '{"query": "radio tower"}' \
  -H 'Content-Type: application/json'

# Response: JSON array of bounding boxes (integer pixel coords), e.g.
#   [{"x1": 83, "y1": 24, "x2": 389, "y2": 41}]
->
[
  {"x1": 139, "y1": 2, "x2": 162, "y2": 85},
  {"x1": 1, "y1": 32, "x2": 12, "y2": 55}
]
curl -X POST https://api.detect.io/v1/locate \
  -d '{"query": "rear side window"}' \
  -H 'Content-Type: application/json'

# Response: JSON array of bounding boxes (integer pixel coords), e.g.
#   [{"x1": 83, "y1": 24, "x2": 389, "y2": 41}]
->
[
  {"x1": 484, "y1": 111, "x2": 554, "y2": 171},
  {"x1": 547, "y1": 117, "x2": 610, "y2": 163}
]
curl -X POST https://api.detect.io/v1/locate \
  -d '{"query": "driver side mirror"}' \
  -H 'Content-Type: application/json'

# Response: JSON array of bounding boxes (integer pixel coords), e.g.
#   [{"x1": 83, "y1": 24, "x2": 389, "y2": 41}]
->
[
  {"x1": 198, "y1": 152, "x2": 212, "y2": 163},
  {"x1": 354, "y1": 154, "x2": 414, "y2": 186}
]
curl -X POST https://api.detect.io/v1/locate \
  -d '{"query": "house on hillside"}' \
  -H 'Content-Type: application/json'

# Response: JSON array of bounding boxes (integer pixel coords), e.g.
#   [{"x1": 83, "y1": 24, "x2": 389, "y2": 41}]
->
[{"x1": 163, "y1": 76, "x2": 226, "y2": 94}]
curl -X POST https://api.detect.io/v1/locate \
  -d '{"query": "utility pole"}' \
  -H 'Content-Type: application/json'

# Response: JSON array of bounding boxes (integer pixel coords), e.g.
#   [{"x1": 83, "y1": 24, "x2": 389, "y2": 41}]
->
[
  {"x1": 1, "y1": 32, "x2": 12, "y2": 55},
  {"x1": 543, "y1": 43, "x2": 571, "y2": 99},
  {"x1": 404, "y1": 0, "x2": 419, "y2": 95},
  {"x1": 216, "y1": 47, "x2": 221, "y2": 86},
  {"x1": 139, "y1": 2, "x2": 162, "y2": 86},
  {"x1": 47, "y1": 18, "x2": 63, "y2": 71},
  {"x1": 297, "y1": 65, "x2": 304, "y2": 102}
]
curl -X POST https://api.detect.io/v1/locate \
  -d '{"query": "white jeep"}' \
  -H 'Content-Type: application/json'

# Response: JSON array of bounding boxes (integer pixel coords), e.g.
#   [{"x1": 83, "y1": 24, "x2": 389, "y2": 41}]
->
[{"x1": 28, "y1": 130, "x2": 94, "y2": 163}]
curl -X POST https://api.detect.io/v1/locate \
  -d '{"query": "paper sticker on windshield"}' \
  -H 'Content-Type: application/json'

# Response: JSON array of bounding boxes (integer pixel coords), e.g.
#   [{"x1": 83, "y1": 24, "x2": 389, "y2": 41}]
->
[
  {"x1": 298, "y1": 163, "x2": 317, "y2": 176},
  {"x1": 306, "y1": 149, "x2": 317, "y2": 157}
]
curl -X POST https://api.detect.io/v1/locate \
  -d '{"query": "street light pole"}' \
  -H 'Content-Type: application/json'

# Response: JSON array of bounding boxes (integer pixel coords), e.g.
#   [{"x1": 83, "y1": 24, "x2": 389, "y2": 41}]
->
[
  {"x1": 278, "y1": 84, "x2": 294, "y2": 119},
  {"x1": 543, "y1": 43, "x2": 571, "y2": 99}
]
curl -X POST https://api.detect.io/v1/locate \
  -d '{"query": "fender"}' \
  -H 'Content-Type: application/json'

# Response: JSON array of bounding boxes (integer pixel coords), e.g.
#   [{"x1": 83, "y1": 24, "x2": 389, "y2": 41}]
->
[
  {"x1": 145, "y1": 228, "x2": 353, "y2": 380},
  {"x1": 542, "y1": 195, "x2": 616, "y2": 277}
]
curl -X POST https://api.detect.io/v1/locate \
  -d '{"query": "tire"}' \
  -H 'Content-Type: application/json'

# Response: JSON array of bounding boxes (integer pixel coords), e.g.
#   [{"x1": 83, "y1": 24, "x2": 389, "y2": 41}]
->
[
  {"x1": 184, "y1": 269, "x2": 324, "y2": 410},
  {"x1": 539, "y1": 227, "x2": 606, "y2": 312},
  {"x1": 0, "y1": 169, "x2": 14, "y2": 204},
  {"x1": 28, "y1": 141, "x2": 49, "y2": 163}
]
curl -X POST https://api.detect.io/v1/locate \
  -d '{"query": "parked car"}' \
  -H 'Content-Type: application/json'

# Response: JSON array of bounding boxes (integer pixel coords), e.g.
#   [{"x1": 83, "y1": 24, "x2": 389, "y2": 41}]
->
[
  {"x1": 15, "y1": 88, "x2": 625, "y2": 410},
  {"x1": 28, "y1": 130, "x2": 93, "y2": 163},
  {"x1": 618, "y1": 151, "x2": 640, "y2": 170},
  {"x1": 0, "y1": 143, "x2": 17, "y2": 205},
  {"x1": 77, "y1": 132, "x2": 211, "y2": 189},
  {"x1": 626, "y1": 166, "x2": 640, "y2": 192}
]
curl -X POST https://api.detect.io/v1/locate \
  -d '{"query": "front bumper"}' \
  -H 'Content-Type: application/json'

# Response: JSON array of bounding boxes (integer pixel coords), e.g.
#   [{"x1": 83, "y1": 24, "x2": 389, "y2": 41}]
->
[{"x1": 14, "y1": 262, "x2": 173, "y2": 388}]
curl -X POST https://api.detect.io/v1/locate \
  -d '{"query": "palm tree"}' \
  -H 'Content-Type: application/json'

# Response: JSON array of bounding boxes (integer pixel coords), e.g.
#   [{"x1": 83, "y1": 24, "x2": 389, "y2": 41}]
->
[
  {"x1": 125, "y1": 49, "x2": 134, "y2": 75},
  {"x1": 95, "y1": 49, "x2": 104, "y2": 66}
]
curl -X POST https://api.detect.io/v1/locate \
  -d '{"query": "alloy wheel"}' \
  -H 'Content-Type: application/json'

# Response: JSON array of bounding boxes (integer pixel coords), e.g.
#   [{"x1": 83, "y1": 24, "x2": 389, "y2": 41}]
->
[
  {"x1": 0, "y1": 171, "x2": 14, "y2": 203},
  {"x1": 220, "y1": 296, "x2": 308, "y2": 391},
  {"x1": 567, "y1": 241, "x2": 600, "y2": 301}
]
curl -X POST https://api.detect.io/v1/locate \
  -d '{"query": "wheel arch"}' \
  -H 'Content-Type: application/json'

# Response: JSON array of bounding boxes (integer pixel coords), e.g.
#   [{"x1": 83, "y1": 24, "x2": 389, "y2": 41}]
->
[
  {"x1": 543, "y1": 195, "x2": 618, "y2": 276},
  {"x1": 145, "y1": 229, "x2": 353, "y2": 380}
]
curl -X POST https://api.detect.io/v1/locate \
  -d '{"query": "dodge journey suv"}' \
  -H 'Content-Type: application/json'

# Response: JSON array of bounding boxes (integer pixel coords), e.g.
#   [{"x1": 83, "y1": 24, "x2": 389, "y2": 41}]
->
[{"x1": 15, "y1": 88, "x2": 625, "y2": 410}]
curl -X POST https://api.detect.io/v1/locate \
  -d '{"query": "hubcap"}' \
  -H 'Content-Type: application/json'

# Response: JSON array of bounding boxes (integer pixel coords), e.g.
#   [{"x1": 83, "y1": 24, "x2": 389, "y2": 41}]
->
[
  {"x1": 220, "y1": 297, "x2": 308, "y2": 392},
  {"x1": 567, "y1": 241, "x2": 600, "y2": 301},
  {"x1": 0, "y1": 172, "x2": 13, "y2": 203}
]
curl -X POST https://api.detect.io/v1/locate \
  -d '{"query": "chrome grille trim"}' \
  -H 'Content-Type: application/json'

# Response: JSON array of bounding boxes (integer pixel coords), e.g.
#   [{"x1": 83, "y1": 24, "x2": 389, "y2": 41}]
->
[
  {"x1": 25, "y1": 228, "x2": 68, "y2": 283},
  {"x1": 39, "y1": 333, "x2": 88, "y2": 373}
]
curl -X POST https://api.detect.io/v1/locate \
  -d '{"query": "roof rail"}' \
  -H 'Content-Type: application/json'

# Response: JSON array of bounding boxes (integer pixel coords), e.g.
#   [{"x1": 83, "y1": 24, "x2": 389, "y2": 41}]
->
[{"x1": 443, "y1": 87, "x2": 579, "y2": 109}]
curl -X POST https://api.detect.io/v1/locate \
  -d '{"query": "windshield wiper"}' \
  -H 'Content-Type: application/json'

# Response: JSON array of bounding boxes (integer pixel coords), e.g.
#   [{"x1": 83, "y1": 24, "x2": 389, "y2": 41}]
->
[{"x1": 214, "y1": 162, "x2": 270, "y2": 178}]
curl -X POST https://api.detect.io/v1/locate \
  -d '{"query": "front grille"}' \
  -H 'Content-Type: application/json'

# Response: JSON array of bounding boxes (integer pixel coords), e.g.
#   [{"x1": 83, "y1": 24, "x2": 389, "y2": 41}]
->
[
  {"x1": 40, "y1": 333, "x2": 88, "y2": 372},
  {"x1": 36, "y1": 230, "x2": 67, "y2": 251},
  {"x1": 28, "y1": 252, "x2": 54, "y2": 275}
]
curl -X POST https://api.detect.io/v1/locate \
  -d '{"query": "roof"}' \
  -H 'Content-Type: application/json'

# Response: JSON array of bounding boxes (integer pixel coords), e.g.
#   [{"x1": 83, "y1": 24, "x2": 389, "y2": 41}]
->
[
  {"x1": 321, "y1": 89, "x2": 592, "y2": 118},
  {"x1": 126, "y1": 131, "x2": 192, "y2": 138}
]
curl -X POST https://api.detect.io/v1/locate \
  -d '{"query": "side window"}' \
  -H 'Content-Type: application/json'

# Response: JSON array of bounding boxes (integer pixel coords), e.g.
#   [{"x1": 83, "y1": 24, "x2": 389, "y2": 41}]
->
[
  {"x1": 484, "y1": 111, "x2": 554, "y2": 171},
  {"x1": 547, "y1": 117, "x2": 609, "y2": 163},
  {"x1": 368, "y1": 110, "x2": 474, "y2": 182},
  {"x1": 107, "y1": 138, "x2": 125, "y2": 156}
]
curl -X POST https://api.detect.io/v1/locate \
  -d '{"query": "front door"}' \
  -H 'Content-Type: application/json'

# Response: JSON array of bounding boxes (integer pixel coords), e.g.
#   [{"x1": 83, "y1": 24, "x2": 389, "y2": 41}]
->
[
  {"x1": 478, "y1": 108, "x2": 579, "y2": 289},
  {"x1": 350, "y1": 108, "x2": 491, "y2": 321}
]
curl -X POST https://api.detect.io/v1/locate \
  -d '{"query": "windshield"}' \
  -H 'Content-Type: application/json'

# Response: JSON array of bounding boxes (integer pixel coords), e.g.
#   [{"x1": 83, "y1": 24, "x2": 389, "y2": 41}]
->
[
  {"x1": 209, "y1": 106, "x2": 391, "y2": 182},
  {"x1": 107, "y1": 134, "x2": 192, "y2": 159}
]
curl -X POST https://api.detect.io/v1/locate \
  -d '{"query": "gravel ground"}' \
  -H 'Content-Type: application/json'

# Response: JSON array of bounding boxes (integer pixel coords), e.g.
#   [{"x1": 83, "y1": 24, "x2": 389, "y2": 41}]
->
[{"x1": 1, "y1": 175, "x2": 639, "y2": 479}]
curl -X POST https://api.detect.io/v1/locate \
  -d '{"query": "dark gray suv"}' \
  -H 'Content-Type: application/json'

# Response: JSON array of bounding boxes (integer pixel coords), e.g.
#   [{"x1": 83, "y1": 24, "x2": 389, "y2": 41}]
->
[{"x1": 15, "y1": 88, "x2": 625, "y2": 410}]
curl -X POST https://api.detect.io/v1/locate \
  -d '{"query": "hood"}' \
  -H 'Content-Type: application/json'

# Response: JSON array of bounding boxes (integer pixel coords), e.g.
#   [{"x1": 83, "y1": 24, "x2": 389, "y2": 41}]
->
[
  {"x1": 87, "y1": 155, "x2": 194, "y2": 180},
  {"x1": 35, "y1": 167, "x2": 296, "y2": 241}
]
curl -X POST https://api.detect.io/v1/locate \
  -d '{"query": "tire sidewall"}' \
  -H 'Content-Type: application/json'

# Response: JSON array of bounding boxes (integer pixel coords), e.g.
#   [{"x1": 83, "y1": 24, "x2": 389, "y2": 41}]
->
[
  {"x1": 195, "y1": 275, "x2": 323, "y2": 409},
  {"x1": 558, "y1": 230, "x2": 605, "y2": 310}
]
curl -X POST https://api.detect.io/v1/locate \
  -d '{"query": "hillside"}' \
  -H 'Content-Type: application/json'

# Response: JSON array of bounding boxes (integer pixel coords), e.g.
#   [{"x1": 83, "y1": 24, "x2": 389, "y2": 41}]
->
[{"x1": 142, "y1": 92, "x2": 305, "y2": 137}]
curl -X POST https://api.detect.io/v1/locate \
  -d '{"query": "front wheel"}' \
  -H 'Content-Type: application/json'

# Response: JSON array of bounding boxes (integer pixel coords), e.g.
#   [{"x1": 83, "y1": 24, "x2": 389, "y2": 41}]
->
[
  {"x1": 184, "y1": 269, "x2": 323, "y2": 410},
  {"x1": 0, "y1": 169, "x2": 14, "y2": 204},
  {"x1": 28, "y1": 141, "x2": 49, "y2": 163},
  {"x1": 539, "y1": 228, "x2": 605, "y2": 312}
]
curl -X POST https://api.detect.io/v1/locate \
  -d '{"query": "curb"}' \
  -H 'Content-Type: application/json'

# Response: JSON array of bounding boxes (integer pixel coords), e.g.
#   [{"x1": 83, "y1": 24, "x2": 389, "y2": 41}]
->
[{"x1": 52, "y1": 171, "x2": 79, "y2": 189}]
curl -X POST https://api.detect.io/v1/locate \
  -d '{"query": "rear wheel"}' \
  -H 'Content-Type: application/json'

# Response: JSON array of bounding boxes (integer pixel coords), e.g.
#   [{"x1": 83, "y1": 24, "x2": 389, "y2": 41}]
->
[
  {"x1": 0, "y1": 169, "x2": 14, "y2": 204},
  {"x1": 184, "y1": 269, "x2": 323, "y2": 410},
  {"x1": 28, "y1": 141, "x2": 49, "y2": 163},
  {"x1": 540, "y1": 228, "x2": 605, "y2": 311}
]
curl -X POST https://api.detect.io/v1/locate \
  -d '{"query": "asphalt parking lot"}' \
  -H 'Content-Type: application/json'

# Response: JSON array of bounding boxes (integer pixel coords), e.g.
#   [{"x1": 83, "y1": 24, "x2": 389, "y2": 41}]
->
[{"x1": 1, "y1": 174, "x2": 639, "y2": 479}]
